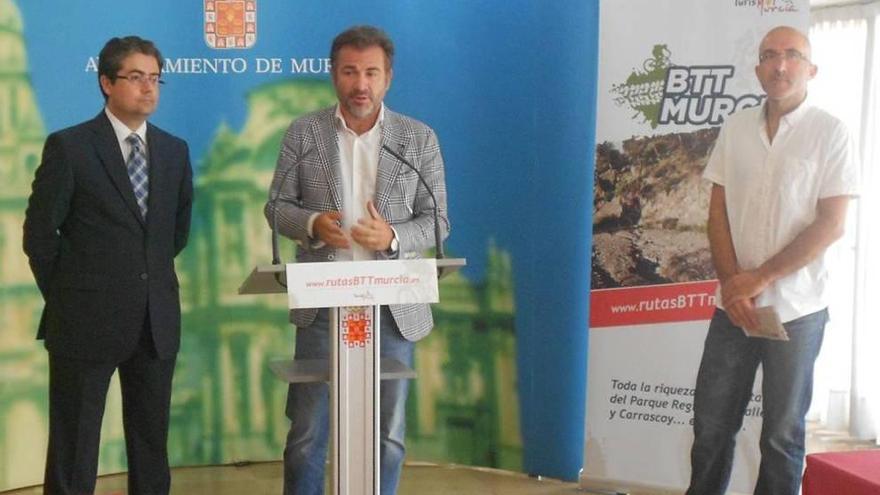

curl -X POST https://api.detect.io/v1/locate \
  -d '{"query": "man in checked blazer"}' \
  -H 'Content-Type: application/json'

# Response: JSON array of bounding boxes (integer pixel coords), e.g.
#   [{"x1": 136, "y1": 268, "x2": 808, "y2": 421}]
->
[
  {"x1": 23, "y1": 36, "x2": 192, "y2": 495},
  {"x1": 264, "y1": 25, "x2": 449, "y2": 495}
]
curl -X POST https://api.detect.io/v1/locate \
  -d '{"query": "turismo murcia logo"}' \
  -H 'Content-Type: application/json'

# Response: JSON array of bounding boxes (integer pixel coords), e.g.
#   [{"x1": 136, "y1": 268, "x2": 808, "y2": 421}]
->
[
  {"x1": 205, "y1": 0, "x2": 257, "y2": 49},
  {"x1": 734, "y1": 0, "x2": 798, "y2": 13}
]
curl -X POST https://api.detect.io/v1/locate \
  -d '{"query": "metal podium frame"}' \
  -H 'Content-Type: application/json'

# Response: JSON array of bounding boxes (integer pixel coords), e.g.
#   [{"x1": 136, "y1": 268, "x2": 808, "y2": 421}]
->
[{"x1": 239, "y1": 258, "x2": 465, "y2": 495}]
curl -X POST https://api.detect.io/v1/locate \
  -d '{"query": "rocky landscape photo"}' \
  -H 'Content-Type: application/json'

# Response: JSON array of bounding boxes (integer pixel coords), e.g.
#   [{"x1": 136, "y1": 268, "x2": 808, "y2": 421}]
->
[{"x1": 592, "y1": 128, "x2": 720, "y2": 289}]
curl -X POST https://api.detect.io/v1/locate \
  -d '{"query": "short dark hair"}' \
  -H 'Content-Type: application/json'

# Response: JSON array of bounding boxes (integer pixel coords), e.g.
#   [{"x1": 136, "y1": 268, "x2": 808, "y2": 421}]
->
[
  {"x1": 97, "y1": 36, "x2": 164, "y2": 100},
  {"x1": 330, "y1": 25, "x2": 394, "y2": 71}
]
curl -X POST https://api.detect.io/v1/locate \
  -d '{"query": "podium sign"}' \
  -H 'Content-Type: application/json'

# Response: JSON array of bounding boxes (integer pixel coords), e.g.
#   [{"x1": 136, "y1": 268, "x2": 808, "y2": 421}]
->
[{"x1": 285, "y1": 259, "x2": 439, "y2": 309}]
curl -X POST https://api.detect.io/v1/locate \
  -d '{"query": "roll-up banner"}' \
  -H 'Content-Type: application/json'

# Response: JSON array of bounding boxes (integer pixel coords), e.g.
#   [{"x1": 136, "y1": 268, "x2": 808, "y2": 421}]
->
[{"x1": 583, "y1": 1, "x2": 808, "y2": 493}]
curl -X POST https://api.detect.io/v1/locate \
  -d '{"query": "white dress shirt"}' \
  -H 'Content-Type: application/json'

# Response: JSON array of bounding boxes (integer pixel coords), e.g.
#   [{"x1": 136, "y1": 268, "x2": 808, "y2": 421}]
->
[
  {"x1": 703, "y1": 100, "x2": 860, "y2": 322},
  {"x1": 105, "y1": 107, "x2": 148, "y2": 161},
  {"x1": 334, "y1": 104, "x2": 383, "y2": 261}
]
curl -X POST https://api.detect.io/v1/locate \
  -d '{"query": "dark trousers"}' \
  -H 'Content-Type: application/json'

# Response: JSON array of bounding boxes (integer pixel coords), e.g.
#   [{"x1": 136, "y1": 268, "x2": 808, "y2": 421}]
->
[{"x1": 43, "y1": 323, "x2": 176, "y2": 495}]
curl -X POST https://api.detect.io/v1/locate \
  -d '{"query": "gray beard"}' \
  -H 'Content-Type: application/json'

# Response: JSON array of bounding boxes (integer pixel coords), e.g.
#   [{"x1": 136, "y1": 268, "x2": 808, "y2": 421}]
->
[{"x1": 344, "y1": 100, "x2": 376, "y2": 119}]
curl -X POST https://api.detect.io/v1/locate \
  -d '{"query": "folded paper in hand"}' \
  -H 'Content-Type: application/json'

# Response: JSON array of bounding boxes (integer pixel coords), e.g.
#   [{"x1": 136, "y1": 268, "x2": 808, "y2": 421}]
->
[{"x1": 742, "y1": 306, "x2": 789, "y2": 341}]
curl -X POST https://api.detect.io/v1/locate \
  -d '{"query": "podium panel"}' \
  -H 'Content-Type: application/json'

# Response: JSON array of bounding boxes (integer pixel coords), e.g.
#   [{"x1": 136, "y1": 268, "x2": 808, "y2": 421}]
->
[
  {"x1": 239, "y1": 258, "x2": 464, "y2": 495},
  {"x1": 332, "y1": 306, "x2": 380, "y2": 495}
]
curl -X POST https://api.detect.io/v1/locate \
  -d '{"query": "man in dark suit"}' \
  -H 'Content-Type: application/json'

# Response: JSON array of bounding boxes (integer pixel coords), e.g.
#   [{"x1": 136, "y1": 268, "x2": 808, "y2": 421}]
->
[
  {"x1": 23, "y1": 36, "x2": 193, "y2": 495},
  {"x1": 265, "y1": 25, "x2": 449, "y2": 495}
]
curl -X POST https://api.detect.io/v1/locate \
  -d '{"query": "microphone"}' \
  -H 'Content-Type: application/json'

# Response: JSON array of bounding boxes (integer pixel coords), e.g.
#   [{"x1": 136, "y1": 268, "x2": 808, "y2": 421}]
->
[
  {"x1": 381, "y1": 144, "x2": 445, "y2": 259},
  {"x1": 268, "y1": 159, "x2": 300, "y2": 287}
]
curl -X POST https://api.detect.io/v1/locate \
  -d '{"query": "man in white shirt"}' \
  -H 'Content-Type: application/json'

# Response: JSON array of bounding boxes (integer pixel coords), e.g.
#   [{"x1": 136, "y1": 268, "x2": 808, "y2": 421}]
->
[
  {"x1": 265, "y1": 25, "x2": 449, "y2": 495},
  {"x1": 686, "y1": 26, "x2": 859, "y2": 495}
]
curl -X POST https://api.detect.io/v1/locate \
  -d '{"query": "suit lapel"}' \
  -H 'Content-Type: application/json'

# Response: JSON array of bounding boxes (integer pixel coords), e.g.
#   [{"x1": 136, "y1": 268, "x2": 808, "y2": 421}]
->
[
  {"x1": 312, "y1": 108, "x2": 343, "y2": 211},
  {"x1": 376, "y1": 110, "x2": 409, "y2": 213},
  {"x1": 146, "y1": 124, "x2": 167, "y2": 229},
  {"x1": 91, "y1": 113, "x2": 146, "y2": 228}
]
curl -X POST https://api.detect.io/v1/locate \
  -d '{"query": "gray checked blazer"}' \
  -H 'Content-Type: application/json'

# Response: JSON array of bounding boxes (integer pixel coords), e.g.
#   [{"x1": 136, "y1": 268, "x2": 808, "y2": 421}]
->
[{"x1": 264, "y1": 106, "x2": 450, "y2": 341}]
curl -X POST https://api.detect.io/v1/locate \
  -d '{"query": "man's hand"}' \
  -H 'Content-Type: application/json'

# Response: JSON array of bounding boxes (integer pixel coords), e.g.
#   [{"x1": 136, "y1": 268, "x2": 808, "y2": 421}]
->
[
  {"x1": 720, "y1": 269, "x2": 770, "y2": 331},
  {"x1": 721, "y1": 269, "x2": 769, "y2": 308},
  {"x1": 725, "y1": 297, "x2": 760, "y2": 331},
  {"x1": 313, "y1": 211, "x2": 350, "y2": 249},
  {"x1": 351, "y1": 201, "x2": 393, "y2": 251}
]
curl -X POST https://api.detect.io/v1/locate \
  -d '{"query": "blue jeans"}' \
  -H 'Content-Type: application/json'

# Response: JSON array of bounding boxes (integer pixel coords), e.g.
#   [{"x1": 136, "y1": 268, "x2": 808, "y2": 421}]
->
[
  {"x1": 283, "y1": 306, "x2": 413, "y2": 495},
  {"x1": 686, "y1": 308, "x2": 827, "y2": 495}
]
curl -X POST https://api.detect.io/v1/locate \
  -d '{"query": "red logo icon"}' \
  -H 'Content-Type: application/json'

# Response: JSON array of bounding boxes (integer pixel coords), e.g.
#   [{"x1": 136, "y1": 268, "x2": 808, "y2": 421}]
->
[{"x1": 342, "y1": 309, "x2": 372, "y2": 348}]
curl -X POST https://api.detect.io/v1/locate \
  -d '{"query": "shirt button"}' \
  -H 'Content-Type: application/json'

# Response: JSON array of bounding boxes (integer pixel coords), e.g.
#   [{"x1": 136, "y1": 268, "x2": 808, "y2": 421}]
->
[{"x1": 140, "y1": 273, "x2": 149, "y2": 280}]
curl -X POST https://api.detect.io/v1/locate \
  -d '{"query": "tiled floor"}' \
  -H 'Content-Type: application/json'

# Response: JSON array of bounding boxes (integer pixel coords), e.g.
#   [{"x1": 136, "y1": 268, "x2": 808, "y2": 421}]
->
[
  {"x1": 3, "y1": 423, "x2": 875, "y2": 495},
  {"x1": 3, "y1": 463, "x2": 584, "y2": 495}
]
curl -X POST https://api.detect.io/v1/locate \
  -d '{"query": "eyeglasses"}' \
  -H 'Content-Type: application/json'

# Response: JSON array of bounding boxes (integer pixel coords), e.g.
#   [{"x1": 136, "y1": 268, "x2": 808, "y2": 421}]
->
[
  {"x1": 115, "y1": 72, "x2": 164, "y2": 86},
  {"x1": 759, "y1": 49, "x2": 810, "y2": 65}
]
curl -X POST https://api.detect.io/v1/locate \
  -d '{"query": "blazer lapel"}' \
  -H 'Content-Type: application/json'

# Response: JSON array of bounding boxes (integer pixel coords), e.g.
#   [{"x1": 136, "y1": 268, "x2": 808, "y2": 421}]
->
[
  {"x1": 145, "y1": 124, "x2": 167, "y2": 228},
  {"x1": 312, "y1": 108, "x2": 343, "y2": 211},
  {"x1": 92, "y1": 113, "x2": 146, "y2": 227},
  {"x1": 376, "y1": 110, "x2": 409, "y2": 213}
]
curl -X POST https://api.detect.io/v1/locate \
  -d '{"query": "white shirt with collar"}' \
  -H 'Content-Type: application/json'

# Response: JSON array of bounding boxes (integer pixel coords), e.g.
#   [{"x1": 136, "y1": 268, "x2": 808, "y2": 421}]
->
[
  {"x1": 105, "y1": 107, "x2": 148, "y2": 162},
  {"x1": 703, "y1": 99, "x2": 860, "y2": 323},
  {"x1": 335, "y1": 103, "x2": 383, "y2": 261},
  {"x1": 306, "y1": 104, "x2": 400, "y2": 260}
]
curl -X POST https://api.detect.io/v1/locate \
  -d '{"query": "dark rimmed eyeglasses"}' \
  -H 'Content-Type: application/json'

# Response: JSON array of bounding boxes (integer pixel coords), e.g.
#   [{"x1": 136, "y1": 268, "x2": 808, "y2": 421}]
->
[
  {"x1": 759, "y1": 49, "x2": 810, "y2": 65},
  {"x1": 115, "y1": 72, "x2": 165, "y2": 86}
]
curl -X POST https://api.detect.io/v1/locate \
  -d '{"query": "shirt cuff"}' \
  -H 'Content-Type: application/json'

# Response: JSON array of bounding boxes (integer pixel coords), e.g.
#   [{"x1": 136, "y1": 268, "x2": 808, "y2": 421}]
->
[
  {"x1": 386, "y1": 226, "x2": 400, "y2": 258},
  {"x1": 306, "y1": 212, "x2": 326, "y2": 249}
]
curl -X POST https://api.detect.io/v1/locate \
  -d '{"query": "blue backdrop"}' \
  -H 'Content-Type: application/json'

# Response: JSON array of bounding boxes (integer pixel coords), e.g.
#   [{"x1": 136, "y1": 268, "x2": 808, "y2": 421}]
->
[{"x1": 18, "y1": 0, "x2": 598, "y2": 480}]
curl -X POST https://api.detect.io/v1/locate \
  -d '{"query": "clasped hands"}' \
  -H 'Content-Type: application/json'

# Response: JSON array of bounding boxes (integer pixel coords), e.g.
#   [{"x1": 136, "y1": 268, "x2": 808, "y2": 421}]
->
[
  {"x1": 313, "y1": 201, "x2": 393, "y2": 251},
  {"x1": 720, "y1": 269, "x2": 771, "y2": 331}
]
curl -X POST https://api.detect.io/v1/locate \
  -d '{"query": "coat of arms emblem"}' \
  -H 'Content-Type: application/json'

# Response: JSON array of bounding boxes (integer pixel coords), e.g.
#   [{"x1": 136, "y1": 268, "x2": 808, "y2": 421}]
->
[
  {"x1": 205, "y1": 0, "x2": 256, "y2": 49},
  {"x1": 341, "y1": 308, "x2": 373, "y2": 348}
]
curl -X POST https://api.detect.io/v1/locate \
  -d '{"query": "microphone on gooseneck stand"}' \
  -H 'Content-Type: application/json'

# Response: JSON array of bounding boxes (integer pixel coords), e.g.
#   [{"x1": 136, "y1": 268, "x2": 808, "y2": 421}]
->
[
  {"x1": 271, "y1": 212, "x2": 281, "y2": 265},
  {"x1": 268, "y1": 160, "x2": 299, "y2": 287},
  {"x1": 381, "y1": 143, "x2": 445, "y2": 260}
]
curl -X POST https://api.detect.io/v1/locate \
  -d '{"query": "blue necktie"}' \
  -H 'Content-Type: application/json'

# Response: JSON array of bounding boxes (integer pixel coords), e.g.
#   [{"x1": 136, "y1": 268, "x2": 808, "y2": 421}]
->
[{"x1": 125, "y1": 133, "x2": 149, "y2": 218}]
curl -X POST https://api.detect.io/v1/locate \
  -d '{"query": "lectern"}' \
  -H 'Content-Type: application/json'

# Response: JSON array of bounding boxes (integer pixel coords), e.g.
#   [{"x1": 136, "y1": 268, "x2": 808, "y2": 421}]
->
[{"x1": 239, "y1": 257, "x2": 465, "y2": 495}]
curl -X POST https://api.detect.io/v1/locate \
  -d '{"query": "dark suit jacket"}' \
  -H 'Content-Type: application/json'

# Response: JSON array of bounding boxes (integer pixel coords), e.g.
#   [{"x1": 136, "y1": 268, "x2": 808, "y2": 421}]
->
[{"x1": 23, "y1": 112, "x2": 193, "y2": 362}]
